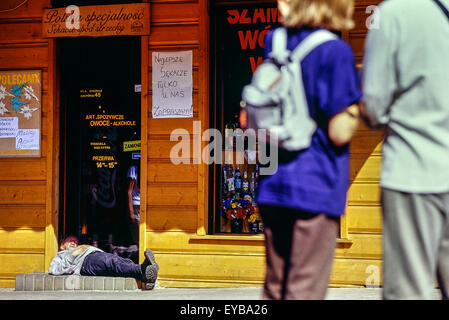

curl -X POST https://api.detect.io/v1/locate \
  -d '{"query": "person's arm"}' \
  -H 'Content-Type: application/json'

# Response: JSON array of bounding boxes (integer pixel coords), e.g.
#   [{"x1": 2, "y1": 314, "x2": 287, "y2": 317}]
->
[
  {"x1": 128, "y1": 179, "x2": 135, "y2": 222},
  {"x1": 49, "y1": 253, "x2": 64, "y2": 275},
  {"x1": 328, "y1": 104, "x2": 360, "y2": 147},
  {"x1": 361, "y1": 5, "x2": 398, "y2": 128},
  {"x1": 49, "y1": 251, "x2": 76, "y2": 275},
  {"x1": 71, "y1": 245, "x2": 91, "y2": 257}
]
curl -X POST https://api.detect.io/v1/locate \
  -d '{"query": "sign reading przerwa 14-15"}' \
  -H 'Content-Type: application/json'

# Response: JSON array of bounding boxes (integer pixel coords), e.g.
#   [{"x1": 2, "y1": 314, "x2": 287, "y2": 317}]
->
[{"x1": 42, "y1": 3, "x2": 150, "y2": 38}]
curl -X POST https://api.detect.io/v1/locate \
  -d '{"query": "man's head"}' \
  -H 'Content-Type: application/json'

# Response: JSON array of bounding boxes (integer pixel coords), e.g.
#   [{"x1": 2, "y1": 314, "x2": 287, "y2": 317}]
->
[{"x1": 60, "y1": 235, "x2": 79, "y2": 251}]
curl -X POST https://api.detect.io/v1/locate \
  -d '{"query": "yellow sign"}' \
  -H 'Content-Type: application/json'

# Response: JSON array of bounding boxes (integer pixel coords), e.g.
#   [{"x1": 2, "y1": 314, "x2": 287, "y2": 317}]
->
[{"x1": 123, "y1": 140, "x2": 141, "y2": 152}]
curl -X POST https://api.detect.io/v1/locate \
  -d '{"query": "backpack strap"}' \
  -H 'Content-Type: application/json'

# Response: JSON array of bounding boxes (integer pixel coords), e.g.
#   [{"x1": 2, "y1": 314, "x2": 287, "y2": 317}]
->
[
  {"x1": 290, "y1": 29, "x2": 338, "y2": 62},
  {"x1": 270, "y1": 27, "x2": 290, "y2": 64},
  {"x1": 270, "y1": 28, "x2": 338, "y2": 64}
]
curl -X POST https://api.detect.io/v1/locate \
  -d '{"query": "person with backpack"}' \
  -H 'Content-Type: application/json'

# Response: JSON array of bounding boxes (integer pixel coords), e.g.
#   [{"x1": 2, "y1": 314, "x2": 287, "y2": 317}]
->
[
  {"x1": 241, "y1": 0, "x2": 361, "y2": 300},
  {"x1": 361, "y1": 0, "x2": 449, "y2": 300}
]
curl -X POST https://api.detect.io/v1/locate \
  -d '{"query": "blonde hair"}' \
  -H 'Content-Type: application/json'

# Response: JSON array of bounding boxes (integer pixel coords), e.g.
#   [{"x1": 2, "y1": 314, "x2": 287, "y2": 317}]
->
[{"x1": 283, "y1": 0, "x2": 355, "y2": 31}]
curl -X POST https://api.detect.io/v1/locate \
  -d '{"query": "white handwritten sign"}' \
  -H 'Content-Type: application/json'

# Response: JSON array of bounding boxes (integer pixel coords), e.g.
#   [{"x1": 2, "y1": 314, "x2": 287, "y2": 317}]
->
[
  {"x1": 15, "y1": 129, "x2": 40, "y2": 150},
  {"x1": 0, "y1": 117, "x2": 18, "y2": 138},
  {"x1": 152, "y1": 51, "x2": 193, "y2": 118}
]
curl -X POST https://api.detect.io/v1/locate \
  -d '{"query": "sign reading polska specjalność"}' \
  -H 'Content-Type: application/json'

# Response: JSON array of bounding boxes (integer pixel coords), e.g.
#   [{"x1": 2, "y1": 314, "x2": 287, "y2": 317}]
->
[
  {"x1": 0, "y1": 70, "x2": 41, "y2": 158},
  {"x1": 42, "y1": 3, "x2": 150, "y2": 38}
]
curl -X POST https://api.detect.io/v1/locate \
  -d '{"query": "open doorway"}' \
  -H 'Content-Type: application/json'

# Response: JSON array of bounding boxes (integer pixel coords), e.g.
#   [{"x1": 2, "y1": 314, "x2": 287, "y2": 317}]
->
[{"x1": 59, "y1": 36, "x2": 141, "y2": 262}]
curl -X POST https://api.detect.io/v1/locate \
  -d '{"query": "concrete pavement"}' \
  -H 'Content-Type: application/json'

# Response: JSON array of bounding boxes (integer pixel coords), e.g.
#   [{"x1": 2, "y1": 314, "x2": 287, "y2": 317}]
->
[
  {"x1": 2, "y1": 286, "x2": 440, "y2": 320},
  {"x1": 0, "y1": 286, "x2": 442, "y2": 300}
]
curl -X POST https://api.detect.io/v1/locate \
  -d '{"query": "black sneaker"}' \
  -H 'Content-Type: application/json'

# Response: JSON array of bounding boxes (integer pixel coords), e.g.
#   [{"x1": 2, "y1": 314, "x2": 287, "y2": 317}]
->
[
  {"x1": 144, "y1": 248, "x2": 159, "y2": 272},
  {"x1": 141, "y1": 249, "x2": 153, "y2": 272},
  {"x1": 144, "y1": 264, "x2": 158, "y2": 290}
]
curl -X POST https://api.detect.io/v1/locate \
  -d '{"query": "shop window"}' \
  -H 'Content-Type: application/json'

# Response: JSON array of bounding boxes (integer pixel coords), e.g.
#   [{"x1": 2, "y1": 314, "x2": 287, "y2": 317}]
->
[
  {"x1": 209, "y1": 1, "x2": 348, "y2": 239},
  {"x1": 210, "y1": 1, "x2": 281, "y2": 234}
]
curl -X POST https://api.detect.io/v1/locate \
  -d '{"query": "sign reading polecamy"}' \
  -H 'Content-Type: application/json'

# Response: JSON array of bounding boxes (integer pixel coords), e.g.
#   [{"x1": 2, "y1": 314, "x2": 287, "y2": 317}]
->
[
  {"x1": 152, "y1": 51, "x2": 193, "y2": 119},
  {"x1": 0, "y1": 70, "x2": 41, "y2": 157}
]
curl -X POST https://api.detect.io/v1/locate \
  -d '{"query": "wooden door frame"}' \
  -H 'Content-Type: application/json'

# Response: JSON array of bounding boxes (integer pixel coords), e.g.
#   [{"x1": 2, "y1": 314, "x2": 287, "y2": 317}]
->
[
  {"x1": 139, "y1": 34, "x2": 149, "y2": 263},
  {"x1": 44, "y1": 38, "x2": 59, "y2": 270},
  {"x1": 45, "y1": 35, "x2": 148, "y2": 269}
]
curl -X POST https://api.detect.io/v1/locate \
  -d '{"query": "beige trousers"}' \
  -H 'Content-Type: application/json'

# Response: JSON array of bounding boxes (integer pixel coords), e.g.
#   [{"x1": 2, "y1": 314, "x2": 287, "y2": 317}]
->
[
  {"x1": 260, "y1": 205, "x2": 339, "y2": 300},
  {"x1": 382, "y1": 189, "x2": 449, "y2": 300}
]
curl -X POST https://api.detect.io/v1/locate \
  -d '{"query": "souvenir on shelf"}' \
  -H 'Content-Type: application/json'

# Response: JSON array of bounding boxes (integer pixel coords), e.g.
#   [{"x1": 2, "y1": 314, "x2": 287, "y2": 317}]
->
[{"x1": 219, "y1": 118, "x2": 263, "y2": 234}]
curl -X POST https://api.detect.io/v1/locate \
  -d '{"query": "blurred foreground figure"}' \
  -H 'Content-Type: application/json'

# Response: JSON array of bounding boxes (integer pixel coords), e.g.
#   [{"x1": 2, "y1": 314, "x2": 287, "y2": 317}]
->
[
  {"x1": 362, "y1": 0, "x2": 449, "y2": 300},
  {"x1": 257, "y1": 0, "x2": 361, "y2": 300}
]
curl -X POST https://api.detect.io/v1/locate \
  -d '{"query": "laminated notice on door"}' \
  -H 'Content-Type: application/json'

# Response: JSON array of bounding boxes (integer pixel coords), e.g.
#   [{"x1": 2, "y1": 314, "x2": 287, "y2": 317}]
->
[{"x1": 151, "y1": 51, "x2": 193, "y2": 118}]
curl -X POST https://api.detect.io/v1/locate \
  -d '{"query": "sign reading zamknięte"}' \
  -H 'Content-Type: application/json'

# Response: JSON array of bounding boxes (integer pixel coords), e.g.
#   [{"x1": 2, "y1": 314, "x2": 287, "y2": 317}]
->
[{"x1": 42, "y1": 3, "x2": 150, "y2": 38}]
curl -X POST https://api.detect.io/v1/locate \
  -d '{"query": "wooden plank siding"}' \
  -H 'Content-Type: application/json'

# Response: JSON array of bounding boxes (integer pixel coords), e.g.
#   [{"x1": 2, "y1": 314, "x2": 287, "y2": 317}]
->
[
  {"x1": 337, "y1": 0, "x2": 384, "y2": 287},
  {"x1": 0, "y1": 0, "x2": 55, "y2": 287},
  {"x1": 142, "y1": 0, "x2": 212, "y2": 286},
  {"x1": 0, "y1": 0, "x2": 385, "y2": 288}
]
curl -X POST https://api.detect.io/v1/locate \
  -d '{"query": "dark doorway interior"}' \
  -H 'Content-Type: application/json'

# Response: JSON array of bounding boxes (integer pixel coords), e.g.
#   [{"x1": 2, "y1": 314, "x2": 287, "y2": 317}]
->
[{"x1": 59, "y1": 36, "x2": 141, "y2": 261}]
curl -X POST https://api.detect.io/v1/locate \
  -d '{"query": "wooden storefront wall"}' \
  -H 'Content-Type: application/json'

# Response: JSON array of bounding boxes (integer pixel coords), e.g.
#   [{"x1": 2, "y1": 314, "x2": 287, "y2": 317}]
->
[
  {"x1": 0, "y1": 0, "x2": 383, "y2": 288},
  {"x1": 0, "y1": 0, "x2": 59, "y2": 287}
]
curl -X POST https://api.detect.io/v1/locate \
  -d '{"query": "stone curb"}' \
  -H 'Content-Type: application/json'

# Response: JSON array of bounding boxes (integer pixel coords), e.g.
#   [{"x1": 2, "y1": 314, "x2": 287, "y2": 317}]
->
[{"x1": 15, "y1": 273, "x2": 140, "y2": 291}]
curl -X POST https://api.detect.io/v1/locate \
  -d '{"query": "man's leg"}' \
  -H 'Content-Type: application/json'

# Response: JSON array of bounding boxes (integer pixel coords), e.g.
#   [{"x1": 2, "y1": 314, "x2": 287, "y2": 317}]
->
[
  {"x1": 81, "y1": 251, "x2": 144, "y2": 280},
  {"x1": 437, "y1": 192, "x2": 449, "y2": 299},
  {"x1": 260, "y1": 206, "x2": 338, "y2": 300},
  {"x1": 260, "y1": 205, "x2": 294, "y2": 300},
  {"x1": 128, "y1": 205, "x2": 140, "y2": 246},
  {"x1": 382, "y1": 189, "x2": 443, "y2": 299},
  {"x1": 284, "y1": 213, "x2": 338, "y2": 300}
]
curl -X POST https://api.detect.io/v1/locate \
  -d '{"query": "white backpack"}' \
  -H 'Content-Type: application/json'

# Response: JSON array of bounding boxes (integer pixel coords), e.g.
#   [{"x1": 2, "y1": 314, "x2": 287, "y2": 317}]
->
[{"x1": 241, "y1": 28, "x2": 337, "y2": 151}]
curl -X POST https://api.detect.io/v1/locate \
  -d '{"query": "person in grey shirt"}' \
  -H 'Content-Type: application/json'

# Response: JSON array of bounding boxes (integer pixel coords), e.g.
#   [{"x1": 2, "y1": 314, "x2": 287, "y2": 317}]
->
[
  {"x1": 361, "y1": 0, "x2": 449, "y2": 299},
  {"x1": 49, "y1": 236, "x2": 159, "y2": 290}
]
